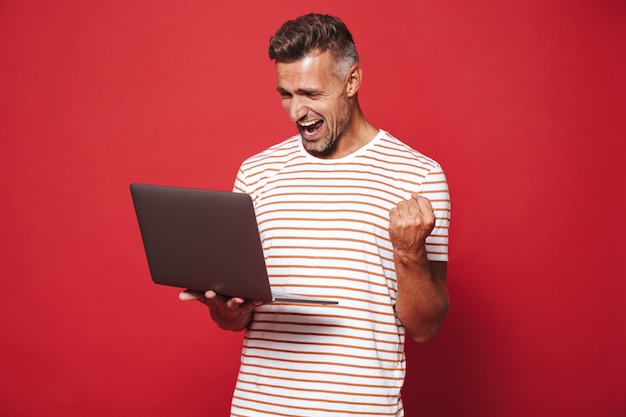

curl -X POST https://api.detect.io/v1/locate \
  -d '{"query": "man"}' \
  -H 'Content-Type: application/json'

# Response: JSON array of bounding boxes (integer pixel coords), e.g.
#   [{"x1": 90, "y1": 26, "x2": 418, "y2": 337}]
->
[{"x1": 180, "y1": 13, "x2": 450, "y2": 416}]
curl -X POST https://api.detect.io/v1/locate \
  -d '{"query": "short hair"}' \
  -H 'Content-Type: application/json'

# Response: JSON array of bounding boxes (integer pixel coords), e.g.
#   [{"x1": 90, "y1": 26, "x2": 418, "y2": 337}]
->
[{"x1": 268, "y1": 13, "x2": 360, "y2": 79}]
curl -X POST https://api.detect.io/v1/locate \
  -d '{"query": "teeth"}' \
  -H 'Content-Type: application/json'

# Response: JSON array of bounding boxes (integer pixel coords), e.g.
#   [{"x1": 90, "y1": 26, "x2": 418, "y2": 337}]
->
[{"x1": 299, "y1": 119, "x2": 320, "y2": 127}]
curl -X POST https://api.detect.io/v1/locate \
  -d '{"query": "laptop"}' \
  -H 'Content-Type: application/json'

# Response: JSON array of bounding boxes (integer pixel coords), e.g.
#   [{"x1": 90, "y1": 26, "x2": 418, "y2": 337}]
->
[{"x1": 130, "y1": 183, "x2": 337, "y2": 305}]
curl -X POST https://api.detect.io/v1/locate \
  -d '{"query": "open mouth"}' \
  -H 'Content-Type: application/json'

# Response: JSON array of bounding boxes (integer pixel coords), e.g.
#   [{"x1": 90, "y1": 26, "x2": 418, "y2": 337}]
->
[{"x1": 299, "y1": 119, "x2": 324, "y2": 136}]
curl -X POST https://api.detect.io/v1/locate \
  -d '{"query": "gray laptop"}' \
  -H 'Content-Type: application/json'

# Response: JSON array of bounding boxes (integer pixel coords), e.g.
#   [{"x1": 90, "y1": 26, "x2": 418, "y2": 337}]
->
[{"x1": 130, "y1": 183, "x2": 337, "y2": 305}]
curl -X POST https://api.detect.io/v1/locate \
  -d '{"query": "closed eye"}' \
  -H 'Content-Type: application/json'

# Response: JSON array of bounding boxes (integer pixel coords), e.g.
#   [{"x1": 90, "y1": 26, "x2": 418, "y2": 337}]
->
[
  {"x1": 276, "y1": 87, "x2": 322, "y2": 100},
  {"x1": 276, "y1": 87, "x2": 291, "y2": 99}
]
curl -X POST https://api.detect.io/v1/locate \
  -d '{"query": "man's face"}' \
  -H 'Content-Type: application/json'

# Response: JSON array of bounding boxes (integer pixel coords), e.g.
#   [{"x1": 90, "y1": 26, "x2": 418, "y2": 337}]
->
[{"x1": 275, "y1": 51, "x2": 352, "y2": 158}]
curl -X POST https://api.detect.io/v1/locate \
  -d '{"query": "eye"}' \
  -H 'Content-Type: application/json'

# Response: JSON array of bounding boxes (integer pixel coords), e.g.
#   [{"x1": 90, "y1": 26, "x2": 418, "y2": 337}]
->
[{"x1": 276, "y1": 87, "x2": 291, "y2": 99}]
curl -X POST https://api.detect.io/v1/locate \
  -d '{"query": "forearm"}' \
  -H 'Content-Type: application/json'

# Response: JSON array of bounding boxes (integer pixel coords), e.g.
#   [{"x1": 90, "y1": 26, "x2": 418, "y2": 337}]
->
[{"x1": 394, "y1": 250, "x2": 449, "y2": 343}]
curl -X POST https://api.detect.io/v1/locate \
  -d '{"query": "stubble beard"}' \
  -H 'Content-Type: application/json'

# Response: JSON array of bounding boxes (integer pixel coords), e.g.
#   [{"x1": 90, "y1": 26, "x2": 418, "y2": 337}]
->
[{"x1": 301, "y1": 94, "x2": 352, "y2": 158}]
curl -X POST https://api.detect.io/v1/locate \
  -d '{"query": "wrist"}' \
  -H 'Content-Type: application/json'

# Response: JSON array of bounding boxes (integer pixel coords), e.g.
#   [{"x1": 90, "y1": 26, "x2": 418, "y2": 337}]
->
[{"x1": 393, "y1": 246, "x2": 429, "y2": 266}]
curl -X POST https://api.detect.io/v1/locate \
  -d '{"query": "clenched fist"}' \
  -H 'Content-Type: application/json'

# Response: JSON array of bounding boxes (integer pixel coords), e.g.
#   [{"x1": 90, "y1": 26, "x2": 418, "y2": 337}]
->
[{"x1": 389, "y1": 193, "x2": 436, "y2": 258}]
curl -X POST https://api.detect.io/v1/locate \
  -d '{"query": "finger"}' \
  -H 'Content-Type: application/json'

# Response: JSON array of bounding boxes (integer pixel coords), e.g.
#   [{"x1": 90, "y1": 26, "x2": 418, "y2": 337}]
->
[
  {"x1": 226, "y1": 297, "x2": 246, "y2": 309},
  {"x1": 393, "y1": 199, "x2": 416, "y2": 217},
  {"x1": 416, "y1": 196, "x2": 434, "y2": 214},
  {"x1": 411, "y1": 194, "x2": 435, "y2": 216},
  {"x1": 389, "y1": 205, "x2": 399, "y2": 220},
  {"x1": 179, "y1": 290, "x2": 204, "y2": 301},
  {"x1": 410, "y1": 193, "x2": 430, "y2": 205},
  {"x1": 205, "y1": 291, "x2": 247, "y2": 309}
]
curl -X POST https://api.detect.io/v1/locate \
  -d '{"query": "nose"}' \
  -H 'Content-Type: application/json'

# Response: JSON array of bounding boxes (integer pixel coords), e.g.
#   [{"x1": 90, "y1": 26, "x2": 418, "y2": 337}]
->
[{"x1": 286, "y1": 96, "x2": 308, "y2": 122}]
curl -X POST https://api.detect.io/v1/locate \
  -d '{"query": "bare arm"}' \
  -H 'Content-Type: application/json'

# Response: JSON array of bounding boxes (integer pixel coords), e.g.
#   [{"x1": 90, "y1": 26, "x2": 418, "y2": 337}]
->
[
  {"x1": 389, "y1": 194, "x2": 449, "y2": 343},
  {"x1": 179, "y1": 290, "x2": 263, "y2": 331}
]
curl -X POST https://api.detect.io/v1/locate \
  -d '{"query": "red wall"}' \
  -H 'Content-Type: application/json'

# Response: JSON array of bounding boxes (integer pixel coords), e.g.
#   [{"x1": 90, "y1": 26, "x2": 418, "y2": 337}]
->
[{"x1": 1, "y1": 1, "x2": 624, "y2": 416}]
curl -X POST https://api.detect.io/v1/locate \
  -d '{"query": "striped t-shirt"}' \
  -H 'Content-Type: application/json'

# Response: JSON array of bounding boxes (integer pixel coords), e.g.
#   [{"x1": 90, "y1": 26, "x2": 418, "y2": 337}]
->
[{"x1": 229, "y1": 130, "x2": 450, "y2": 417}]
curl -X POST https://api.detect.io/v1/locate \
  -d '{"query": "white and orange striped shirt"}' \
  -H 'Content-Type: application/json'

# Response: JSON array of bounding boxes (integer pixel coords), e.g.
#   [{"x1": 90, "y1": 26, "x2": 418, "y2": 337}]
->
[{"x1": 230, "y1": 130, "x2": 450, "y2": 417}]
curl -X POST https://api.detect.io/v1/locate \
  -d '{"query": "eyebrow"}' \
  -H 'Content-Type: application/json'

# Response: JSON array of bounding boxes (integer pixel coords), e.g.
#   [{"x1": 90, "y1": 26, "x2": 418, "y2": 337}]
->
[{"x1": 276, "y1": 86, "x2": 320, "y2": 95}]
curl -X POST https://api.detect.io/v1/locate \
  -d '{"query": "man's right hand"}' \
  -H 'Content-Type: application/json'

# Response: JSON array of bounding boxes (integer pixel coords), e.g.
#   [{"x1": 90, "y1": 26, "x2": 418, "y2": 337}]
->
[{"x1": 179, "y1": 290, "x2": 263, "y2": 331}]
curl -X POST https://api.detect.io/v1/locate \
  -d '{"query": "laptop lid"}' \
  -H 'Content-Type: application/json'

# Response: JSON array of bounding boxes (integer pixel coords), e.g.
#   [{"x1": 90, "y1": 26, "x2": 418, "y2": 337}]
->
[{"x1": 129, "y1": 183, "x2": 337, "y2": 305}]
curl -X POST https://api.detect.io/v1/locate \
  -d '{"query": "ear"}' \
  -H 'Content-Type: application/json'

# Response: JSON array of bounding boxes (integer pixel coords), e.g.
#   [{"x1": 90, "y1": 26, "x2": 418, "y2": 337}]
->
[{"x1": 345, "y1": 64, "x2": 362, "y2": 98}]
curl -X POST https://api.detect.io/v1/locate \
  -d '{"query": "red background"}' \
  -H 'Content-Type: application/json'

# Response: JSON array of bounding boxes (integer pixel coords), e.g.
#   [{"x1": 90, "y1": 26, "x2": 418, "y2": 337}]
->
[{"x1": 1, "y1": 1, "x2": 624, "y2": 416}]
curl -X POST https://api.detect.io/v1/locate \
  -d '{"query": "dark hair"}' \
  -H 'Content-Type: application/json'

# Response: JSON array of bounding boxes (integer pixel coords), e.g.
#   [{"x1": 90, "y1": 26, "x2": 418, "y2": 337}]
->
[{"x1": 268, "y1": 13, "x2": 359, "y2": 78}]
